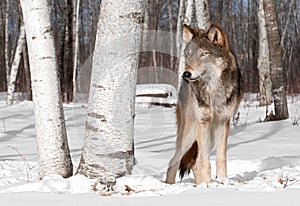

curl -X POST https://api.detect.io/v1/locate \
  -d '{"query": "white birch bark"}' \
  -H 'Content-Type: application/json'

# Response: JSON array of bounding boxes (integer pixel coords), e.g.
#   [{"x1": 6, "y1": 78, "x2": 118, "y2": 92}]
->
[
  {"x1": 6, "y1": 23, "x2": 26, "y2": 105},
  {"x1": 177, "y1": 0, "x2": 194, "y2": 87},
  {"x1": 258, "y1": 0, "x2": 272, "y2": 106},
  {"x1": 73, "y1": 0, "x2": 80, "y2": 102},
  {"x1": 194, "y1": 0, "x2": 211, "y2": 30},
  {"x1": 77, "y1": 0, "x2": 143, "y2": 182},
  {"x1": 20, "y1": 0, "x2": 73, "y2": 178}
]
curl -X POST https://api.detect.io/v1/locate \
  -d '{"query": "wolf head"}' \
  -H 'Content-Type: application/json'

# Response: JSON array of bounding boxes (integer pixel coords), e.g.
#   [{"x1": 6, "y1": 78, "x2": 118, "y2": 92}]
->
[{"x1": 182, "y1": 24, "x2": 236, "y2": 88}]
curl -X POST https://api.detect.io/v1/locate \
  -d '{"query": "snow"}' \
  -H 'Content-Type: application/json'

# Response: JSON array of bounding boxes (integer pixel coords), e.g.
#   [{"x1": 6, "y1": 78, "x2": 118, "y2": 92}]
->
[{"x1": 1, "y1": 88, "x2": 300, "y2": 205}]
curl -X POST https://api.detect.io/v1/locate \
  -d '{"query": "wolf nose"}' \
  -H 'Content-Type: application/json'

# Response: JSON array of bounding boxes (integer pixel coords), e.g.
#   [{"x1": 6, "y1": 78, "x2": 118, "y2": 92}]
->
[{"x1": 183, "y1": 71, "x2": 192, "y2": 79}]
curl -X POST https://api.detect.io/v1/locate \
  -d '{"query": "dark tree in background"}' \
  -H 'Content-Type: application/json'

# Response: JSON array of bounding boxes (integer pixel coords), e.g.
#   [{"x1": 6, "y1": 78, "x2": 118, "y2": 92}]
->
[{"x1": 0, "y1": 1, "x2": 6, "y2": 90}]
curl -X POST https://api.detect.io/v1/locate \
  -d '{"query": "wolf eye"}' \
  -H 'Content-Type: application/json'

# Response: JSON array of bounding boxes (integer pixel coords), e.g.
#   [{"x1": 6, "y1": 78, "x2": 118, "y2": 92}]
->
[{"x1": 200, "y1": 52, "x2": 209, "y2": 57}]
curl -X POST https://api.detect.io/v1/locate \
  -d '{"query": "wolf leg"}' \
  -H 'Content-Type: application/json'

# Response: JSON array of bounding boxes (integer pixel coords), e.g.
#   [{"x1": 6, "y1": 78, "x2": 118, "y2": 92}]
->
[
  {"x1": 216, "y1": 118, "x2": 230, "y2": 178},
  {"x1": 165, "y1": 121, "x2": 198, "y2": 184},
  {"x1": 165, "y1": 162, "x2": 180, "y2": 184},
  {"x1": 192, "y1": 124, "x2": 212, "y2": 184},
  {"x1": 192, "y1": 157, "x2": 211, "y2": 184}
]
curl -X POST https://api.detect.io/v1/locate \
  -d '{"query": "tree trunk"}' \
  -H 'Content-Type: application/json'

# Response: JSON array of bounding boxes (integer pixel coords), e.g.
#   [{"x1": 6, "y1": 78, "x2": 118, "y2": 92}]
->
[
  {"x1": 177, "y1": 0, "x2": 211, "y2": 87},
  {"x1": 22, "y1": 40, "x2": 32, "y2": 101},
  {"x1": 194, "y1": 0, "x2": 211, "y2": 30},
  {"x1": 177, "y1": 0, "x2": 193, "y2": 87},
  {"x1": 218, "y1": 0, "x2": 223, "y2": 25},
  {"x1": 20, "y1": 0, "x2": 73, "y2": 178},
  {"x1": 0, "y1": 0, "x2": 5, "y2": 91},
  {"x1": 73, "y1": 0, "x2": 80, "y2": 102},
  {"x1": 257, "y1": 0, "x2": 272, "y2": 106},
  {"x1": 62, "y1": 0, "x2": 74, "y2": 103},
  {"x1": 176, "y1": 0, "x2": 184, "y2": 60},
  {"x1": 88, "y1": 0, "x2": 95, "y2": 54},
  {"x1": 168, "y1": 0, "x2": 174, "y2": 71},
  {"x1": 263, "y1": 0, "x2": 289, "y2": 120},
  {"x1": 77, "y1": 0, "x2": 143, "y2": 182},
  {"x1": 152, "y1": 0, "x2": 158, "y2": 74},
  {"x1": 6, "y1": 23, "x2": 26, "y2": 105},
  {"x1": 5, "y1": 0, "x2": 10, "y2": 91}
]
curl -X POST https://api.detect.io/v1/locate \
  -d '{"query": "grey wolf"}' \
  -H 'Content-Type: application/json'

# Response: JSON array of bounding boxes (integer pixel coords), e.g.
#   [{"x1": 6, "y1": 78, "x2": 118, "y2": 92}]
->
[{"x1": 165, "y1": 24, "x2": 243, "y2": 184}]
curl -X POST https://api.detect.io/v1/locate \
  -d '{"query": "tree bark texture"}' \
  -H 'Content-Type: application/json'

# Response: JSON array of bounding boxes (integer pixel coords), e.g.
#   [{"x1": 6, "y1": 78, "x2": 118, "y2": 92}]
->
[
  {"x1": 77, "y1": 0, "x2": 143, "y2": 182},
  {"x1": 257, "y1": 0, "x2": 272, "y2": 106},
  {"x1": 20, "y1": 0, "x2": 73, "y2": 178},
  {"x1": 263, "y1": 0, "x2": 289, "y2": 120},
  {"x1": 6, "y1": 23, "x2": 25, "y2": 105}
]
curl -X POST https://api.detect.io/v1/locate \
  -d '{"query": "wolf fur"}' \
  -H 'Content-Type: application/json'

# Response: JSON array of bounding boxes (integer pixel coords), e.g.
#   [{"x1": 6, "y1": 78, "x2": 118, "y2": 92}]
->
[{"x1": 165, "y1": 24, "x2": 243, "y2": 184}]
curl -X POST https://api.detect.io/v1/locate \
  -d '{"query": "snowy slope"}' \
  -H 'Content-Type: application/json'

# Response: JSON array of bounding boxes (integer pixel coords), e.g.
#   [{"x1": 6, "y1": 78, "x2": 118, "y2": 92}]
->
[{"x1": 0, "y1": 91, "x2": 300, "y2": 205}]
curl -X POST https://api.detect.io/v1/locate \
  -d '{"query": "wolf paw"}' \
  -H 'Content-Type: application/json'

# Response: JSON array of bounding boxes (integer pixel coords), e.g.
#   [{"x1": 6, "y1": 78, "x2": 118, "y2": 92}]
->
[{"x1": 213, "y1": 177, "x2": 230, "y2": 185}]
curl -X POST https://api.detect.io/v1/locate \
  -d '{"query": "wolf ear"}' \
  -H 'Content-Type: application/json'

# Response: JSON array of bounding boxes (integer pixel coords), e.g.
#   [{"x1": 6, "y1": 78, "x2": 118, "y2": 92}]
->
[
  {"x1": 183, "y1": 24, "x2": 195, "y2": 43},
  {"x1": 207, "y1": 24, "x2": 229, "y2": 50}
]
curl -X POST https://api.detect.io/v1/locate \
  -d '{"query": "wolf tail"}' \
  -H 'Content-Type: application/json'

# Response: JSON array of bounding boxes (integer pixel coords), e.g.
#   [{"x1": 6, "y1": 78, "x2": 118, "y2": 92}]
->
[{"x1": 179, "y1": 141, "x2": 198, "y2": 179}]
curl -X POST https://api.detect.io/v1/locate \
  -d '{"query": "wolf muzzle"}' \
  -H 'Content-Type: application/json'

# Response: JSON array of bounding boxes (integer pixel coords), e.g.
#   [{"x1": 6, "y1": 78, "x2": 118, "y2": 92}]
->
[{"x1": 182, "y1": 71, "x2": 199, "y2": 82}]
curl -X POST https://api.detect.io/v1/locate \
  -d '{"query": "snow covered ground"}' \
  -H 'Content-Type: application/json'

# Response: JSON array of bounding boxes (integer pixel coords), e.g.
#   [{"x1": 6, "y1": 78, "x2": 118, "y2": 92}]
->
[{"x1": 0, "y1": 90, "x2": 300, "y2": 205}]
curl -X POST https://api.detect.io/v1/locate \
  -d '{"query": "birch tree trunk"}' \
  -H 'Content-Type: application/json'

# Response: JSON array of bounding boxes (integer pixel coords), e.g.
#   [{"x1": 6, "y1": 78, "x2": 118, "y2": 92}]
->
[
  {"x1": 20, "y1": 0, "x2": 73, "y2": 178},
  {"x1": 177, "y1": 0, "x2": 193, "y2": 87},
  {"x1": 77, "y1": 0, "x2": 143, "y2": 182},
  {"x1": 73, "y1": 0, "x2": 80, "y2": 102},
  {"x1": 194, "y1": 0, "x2": 211, "y2": 30},
  {"x1": 6, "y1": 23, "x2": 26, "y2": 105},
  {"x1": 263, "y1": 0, "x2": 289, "y2": 120},
  {"x1": 177, "y1": 0, "x2": 211, "y2": 87},
  {"x1": 0, "y1": 0, "x2": 5, "y2": 90},
  {"x1": 257, "y1": 0, "x2": 272, "y2": 106}
]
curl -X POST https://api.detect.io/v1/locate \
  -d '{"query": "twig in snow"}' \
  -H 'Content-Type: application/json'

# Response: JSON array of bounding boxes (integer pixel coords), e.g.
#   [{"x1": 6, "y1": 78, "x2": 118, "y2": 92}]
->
[
  {"x1": 278, "y1": 176, "x2": 299, "y2": 189},
  {"x1": 7, "y1": 145, "x2": 31, "y2": 182},
  {"x1": 243, "y1": 106, "x2": 250, "y2": 127}
]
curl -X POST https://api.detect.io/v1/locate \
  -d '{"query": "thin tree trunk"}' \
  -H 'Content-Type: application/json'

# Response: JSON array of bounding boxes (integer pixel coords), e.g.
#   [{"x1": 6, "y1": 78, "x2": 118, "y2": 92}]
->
[
  {"x1": 22, "y1": 40, "x2": 32, "y2": 101},
  {"x1": 257, "y1": 0, "x2": 272, "y2": 106},
  {"x1": 152, "y1": 0, "x2": 158, "y2": 73},
  {"x1": 62, "y1": 0, "x2": 74, "y2": 103},
  {"x1": 5, "y1": 0, "x2": 10, "y2": 90},
  {"x1": 20, "y1": 0, "x2": 73, "y2": 178},
  {"x1": 263, "y1": 0, "x2": 289, "y2": 120},
  {"x1": 168, "y1": 0, "x2": 174, "y2": 71},
  {"x1": 176, "y1": 0, "x2": 184, "y2": 60},
  {"x1": 0, "y1": 0, "x2": 6, "y2": 91},
  {"x1": 218, "y1": 0, "x2": 223, "y2": 24},
  {"x1": 77, "y1": 0, "x2": 143, "y2": 182},
  {"x1": 57, "y1": 1, "x2": 66, "y2": 98},
  {"x1": 73, "y1": 0, "x2": 80, "y2": 102},
  {"x1": 88, "y1": 0, "x2": 95, "y2": 54},
  {"x1": 6, "y1": 23, "x2": 26, "y2": 105},
  {"x1": 177, "y1": 0, "x2": 193, "y2": 87},
  {"x1": 280, "y1": 0, "x2": 294, "y2": 49}
]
